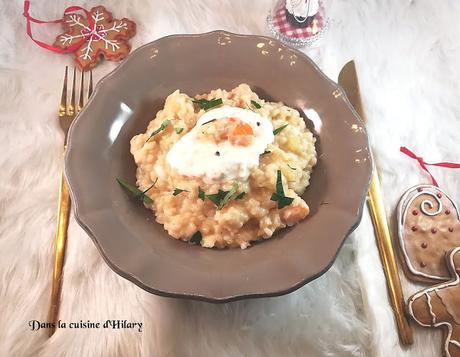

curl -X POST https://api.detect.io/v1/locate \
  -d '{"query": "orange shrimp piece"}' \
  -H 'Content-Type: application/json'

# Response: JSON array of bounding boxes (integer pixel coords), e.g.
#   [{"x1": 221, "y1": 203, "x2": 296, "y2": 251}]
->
[
  {"x1": 218, "y1": 132, "x2": 229, "y2": 141},
  {"x1": 232, "y1": 123, "x2": 254, "y2": 136},
  {"x1": 202, "y1": 118, "x2": 254, "y2": 146},
  {"x1": 281, "y1": 205, "x2": 309, "y2": 226},
  {"x1": 228, "y1": 123, "x2": 254, "y2": 146}
]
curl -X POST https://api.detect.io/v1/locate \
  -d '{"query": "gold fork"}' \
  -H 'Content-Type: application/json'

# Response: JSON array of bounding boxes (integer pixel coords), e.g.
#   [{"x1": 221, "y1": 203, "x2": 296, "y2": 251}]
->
[{"x1": 47, "y1": 67, "x2": 93, "y2": 337}]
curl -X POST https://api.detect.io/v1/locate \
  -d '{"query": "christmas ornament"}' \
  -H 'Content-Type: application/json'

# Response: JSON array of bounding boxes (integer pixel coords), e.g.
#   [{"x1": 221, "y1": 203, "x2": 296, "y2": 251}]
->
[
  {"x1": 285, "y1": 0, "x2": 319, "y2": 28},
  {"x1": 267, "y1": 0, "x2": 328, "y2": 48},
  {"x1": 398, "y1": 147, "x2": 460, "y2": 356},
  {"x1": 397, "y1": 184, "x2": 460, "y2": 284},
  {"x1": 397, "y1": 147, "x2": 460, "y2": 283},
  {"x1": 397, "y1": 146, "x2": 460, "y2": 284},
  {"x1": 23, "y1": 1, "x2": 136, "y2": 70}
]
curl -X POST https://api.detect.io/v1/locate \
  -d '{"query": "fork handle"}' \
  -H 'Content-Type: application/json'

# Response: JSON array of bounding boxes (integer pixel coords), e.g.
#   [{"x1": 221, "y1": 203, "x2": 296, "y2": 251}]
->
[{"x1": 47, "y1": 171, "x2": 71, "y2": 337}]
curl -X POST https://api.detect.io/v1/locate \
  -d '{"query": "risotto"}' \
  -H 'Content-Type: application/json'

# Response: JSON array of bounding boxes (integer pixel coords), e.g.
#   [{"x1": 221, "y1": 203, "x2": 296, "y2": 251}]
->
[{"x1": 129, "y1": 84, "x2": 317, "y2": 249}]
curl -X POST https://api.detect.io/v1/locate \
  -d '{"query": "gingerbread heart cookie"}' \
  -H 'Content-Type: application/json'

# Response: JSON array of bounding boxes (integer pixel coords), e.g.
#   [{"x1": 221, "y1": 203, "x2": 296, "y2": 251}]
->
[
  {"x1": 407, "y1": 247, "x2": 460, "y2": 357},
  {"x1": 397, "y1": 185, "x2": 460, "y2": 283}
]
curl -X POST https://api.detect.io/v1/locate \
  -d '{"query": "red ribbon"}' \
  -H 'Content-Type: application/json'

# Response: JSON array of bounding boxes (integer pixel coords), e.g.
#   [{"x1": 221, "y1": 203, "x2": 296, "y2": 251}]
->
[
  {"x1": 23, "y1": 0, "x2": 94, "y2": 53},
  {"x1": 400, "y1": 146, "x2": 460, "y2": 187}
]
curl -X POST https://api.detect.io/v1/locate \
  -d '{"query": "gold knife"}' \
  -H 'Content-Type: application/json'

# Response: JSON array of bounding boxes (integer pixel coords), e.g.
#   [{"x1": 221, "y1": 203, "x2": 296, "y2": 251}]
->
[{"x1": 338, "y1": 61, "x2": 413, "y2": 345}]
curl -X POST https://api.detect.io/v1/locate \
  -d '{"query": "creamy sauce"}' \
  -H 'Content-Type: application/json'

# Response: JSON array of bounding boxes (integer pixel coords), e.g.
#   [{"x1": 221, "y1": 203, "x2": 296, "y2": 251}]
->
[{"x1": 166, "y1": 106, "x2": 274, "y2": 182}]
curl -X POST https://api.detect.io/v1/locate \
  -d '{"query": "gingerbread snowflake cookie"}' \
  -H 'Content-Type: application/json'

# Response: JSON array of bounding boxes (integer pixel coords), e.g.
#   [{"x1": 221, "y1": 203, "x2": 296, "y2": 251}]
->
[
  {"x1": 53, "y1": 6, "x2": 136, "y2": 70},
  {"x1": 397, "y1": 185, "x2": 460, "y2": 284},
  {"x1": 407, "y1": 247, "x2": 460, "y2": 357}
]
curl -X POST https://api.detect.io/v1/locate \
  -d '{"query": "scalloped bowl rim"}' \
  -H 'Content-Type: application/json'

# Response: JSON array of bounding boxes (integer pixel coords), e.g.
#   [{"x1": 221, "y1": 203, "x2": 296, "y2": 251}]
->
[{"x1": 65, "y1": 30, "x2": 372, "y2": 303}]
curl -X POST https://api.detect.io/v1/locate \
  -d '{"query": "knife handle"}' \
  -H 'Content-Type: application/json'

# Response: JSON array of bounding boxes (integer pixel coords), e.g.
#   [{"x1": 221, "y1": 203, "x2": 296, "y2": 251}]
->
[
  {"x1": 47, "y1": 171, "x2": 71, "y2": 337},
  {"x1": 367, "y1": 170, "x2": 413, "y2": 345}
]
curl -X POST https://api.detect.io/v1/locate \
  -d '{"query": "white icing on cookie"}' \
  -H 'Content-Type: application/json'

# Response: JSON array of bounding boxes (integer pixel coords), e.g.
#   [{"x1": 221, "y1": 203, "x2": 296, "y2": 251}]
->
[
  {"x1": 397, "y1": 184, "x2": 460, "y2": 281},
  {"x1": 426, "y1": 293, "x2": 437, "y2": 325},
  {"x1": 407, "y1": 247, "x2": 460, "y2": 357}
]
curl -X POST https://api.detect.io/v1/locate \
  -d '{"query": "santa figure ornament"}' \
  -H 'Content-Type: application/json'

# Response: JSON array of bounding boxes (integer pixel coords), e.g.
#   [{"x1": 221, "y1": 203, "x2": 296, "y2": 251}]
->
[
  {"x1": 267, "y1": 0, "x2": 328, "y2": 48},
  {"x1": 285, "y1": 0, "x2": 320, "y2": 28}
]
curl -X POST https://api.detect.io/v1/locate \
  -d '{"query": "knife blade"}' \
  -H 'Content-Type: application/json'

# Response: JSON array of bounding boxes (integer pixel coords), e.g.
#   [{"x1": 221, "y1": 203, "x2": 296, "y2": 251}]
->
[{"x1": 338, "y1": 60, "x2": 413, "y2": 345}]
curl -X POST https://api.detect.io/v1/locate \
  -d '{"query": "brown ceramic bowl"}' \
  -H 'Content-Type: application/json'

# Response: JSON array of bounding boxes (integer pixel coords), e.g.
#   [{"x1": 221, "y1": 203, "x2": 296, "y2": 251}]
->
[{"x1": 65, "y1": 31, "x2": 372, "y2": 302}]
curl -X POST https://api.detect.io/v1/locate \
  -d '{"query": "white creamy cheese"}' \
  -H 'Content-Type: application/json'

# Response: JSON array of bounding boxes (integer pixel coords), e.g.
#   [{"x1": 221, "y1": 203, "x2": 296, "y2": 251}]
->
[{"x1": 166, "y1": 106, "x2": 274, "y2": 182}]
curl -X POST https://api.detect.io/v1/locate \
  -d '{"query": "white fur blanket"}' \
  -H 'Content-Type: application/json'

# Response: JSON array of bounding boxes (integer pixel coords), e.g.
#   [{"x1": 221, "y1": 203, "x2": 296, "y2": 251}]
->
[{"x1": 1, "y1": 0, "x2": 460, "y2": 356}]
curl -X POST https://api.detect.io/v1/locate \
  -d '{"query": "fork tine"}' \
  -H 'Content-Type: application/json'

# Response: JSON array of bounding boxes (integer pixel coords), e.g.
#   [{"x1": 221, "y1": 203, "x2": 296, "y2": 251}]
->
[
  {"x1": 78, "y1": 70, "x2": 84, "y2": 113},
  {"x1": 69, "y1": 67, "x2": 76, "y2": 115},
  {"x1": 88, "y1": 70, "x2": 93, "y2": 99},
  {"x1": 59, "y1": 67, "x2": 68, "y2": 117}
]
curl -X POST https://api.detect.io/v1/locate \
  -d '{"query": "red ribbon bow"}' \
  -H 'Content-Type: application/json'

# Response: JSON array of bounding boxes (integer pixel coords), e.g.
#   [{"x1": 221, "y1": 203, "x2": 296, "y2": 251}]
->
[
  {"x1": 23, "y1": 0, "x2": 94, "y2": 53},
  {"x1": 400, "y1": 146, "x2": 460, "y2": 187}
]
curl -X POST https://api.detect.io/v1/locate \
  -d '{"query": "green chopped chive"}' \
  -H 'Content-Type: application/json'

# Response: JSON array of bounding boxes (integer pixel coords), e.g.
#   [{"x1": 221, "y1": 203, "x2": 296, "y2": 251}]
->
[
  {"x1": 203, "y1": 183, "x2": 241, "y2": 210},
  {"x1": 273, "y1": 124, "x2": 288, "y2": 136},
  {"x1": 287, "y1": 164, "x2": 296, "y2": 170},
  {"x1": 235, "y1": 192, "x2": 246, "y2": 200},
  {"x1": 117, "y1": 178, "x2": 155, "y2": 205},
  {"x1": 190, "y1": 231, "x2": 202, "y2": 245},
  {"x1": 251, "y1": 100, "x2": 261, "y2": 109},
  {"x1": 275, "y1": 170, "x2": 284, "y2": 196},
  {"x1": 173, "y1": 188, "x2": 188, "y2": 196},
  {"x1": 142, "y1": 195, "x2": 153, "y2": 205},
  {"x1": 198, "y1": 187, "x2": 205, "y2": 201},
  {"x1": 146, "y1": 120, "x2": 170, "y2": 142},
  {"x1": 201, "y1": 119, "x2": 217, "y2": 126},
  {"x1": 271, "y1": 192, "x2": 294, "y2": 209},
  {"x1": 206, "y1": 190, "x2": 227, "y2": 207},
  {"x1": 143, "y1": 178, "x2": 158, "y2": 192},
  {"x1": 270, "y1": 170, "x2": 294, "y2": 209},
  {"x1": 174, "y1": 127, "x2": 184, "y2": 134},
  {"x1": 218, "y1": 183, "x2": 239, "y2": 210},
  {"x1": 193, "y1": 98, "x2": 223, "y2": 110}
]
